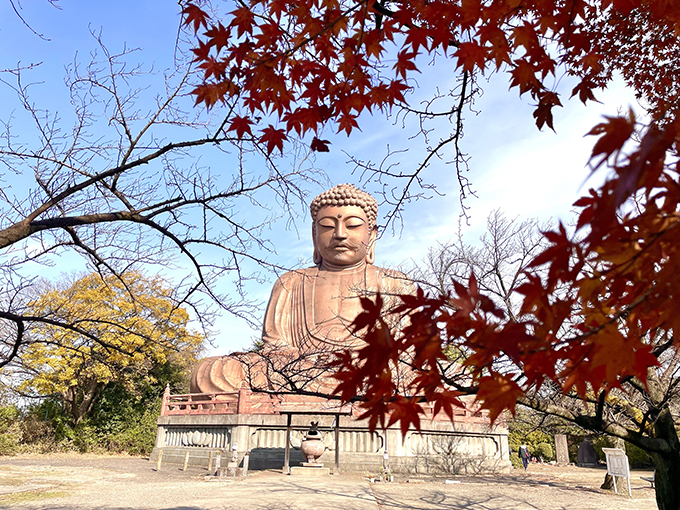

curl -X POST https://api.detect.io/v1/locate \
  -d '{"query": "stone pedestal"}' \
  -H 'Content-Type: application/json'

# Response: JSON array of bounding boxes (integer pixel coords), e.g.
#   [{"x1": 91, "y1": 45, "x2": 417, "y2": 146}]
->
[
  {"x1": 151, "y1": 411, "x2": 511, "y2": 474},
  {"x1": 291, "y1": 466, "x2": 331, "y2": 476},
  {"x1": 217, "y1": 466, "x2": 243, "y2": 477}
]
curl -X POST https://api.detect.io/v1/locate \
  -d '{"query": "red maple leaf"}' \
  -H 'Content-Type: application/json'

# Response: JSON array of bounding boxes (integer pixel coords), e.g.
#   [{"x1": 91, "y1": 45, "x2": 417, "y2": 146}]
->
[
  {"x1": 475, "y1": 374, "x2": 523, "y2": 424},
  {"x1": 191, "y1": 40, "x2": 212, "y2": 63},
  {"x1": 393, "y1": 50, "x2": 419, "y2": 80},
  {"x1": 337, "y1": 114, "x2": 359, "y2": 135},
  {"x1": 386, "y1": 80, "x2": 409, "y2": 104},
  {"x1": 509, "y1": 59, "x2": 541, "y2": 95},
  {"x1": 205, "y1": 23, "x2": 230, "y2": 53},
  {"x1": 310, "y1": 137, "x2": 330, "y2": 152},
  {"x1": 192, "y1": 83, "x2": 222, "y2": 108},
  {"x1": 455, "y1": 41, "x2": 488, "y2": 73},
  {"x1": 404, "y1": 26, "x2": 429, "y2": 53},
  {"x1": 259, "y1": 125, "x2": 287, "y2": 154},
  {"x1": 571, "y1": 78, "x2": 599, "y2": 104},
  {"x1": 227, "y1": 116, "x2": 254, "y2": 139},
  {"x1": 182, "y1": 3, "x2": 209, "y2": 33},
  {"x1": 586, "y1": 110, "x2": 636, "y2": 171},
  {"x1": 386, "y1": 396, "x2": 424, "y2": 436},
  {"x1": 533, "y1": 91, "x2": 562, "y2": 131},
  {"x1": 198, "y1": 57, "x2": 227, "y2": 80},
  {"x1": 229, "y1": 6, "x2": 255, "y2": 37}
]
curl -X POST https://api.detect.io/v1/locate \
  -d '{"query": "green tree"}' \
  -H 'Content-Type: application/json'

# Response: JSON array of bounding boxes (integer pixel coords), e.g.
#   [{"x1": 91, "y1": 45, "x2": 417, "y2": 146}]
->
[{"x1": 16, "y1": 272, "x2": 204, "y2": 424}]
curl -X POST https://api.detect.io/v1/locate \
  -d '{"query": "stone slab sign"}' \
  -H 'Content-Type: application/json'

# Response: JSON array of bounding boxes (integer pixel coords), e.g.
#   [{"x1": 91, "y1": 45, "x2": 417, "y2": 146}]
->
[{"x1": 554, "y1": 434, "x2": 569, "y2": 465}]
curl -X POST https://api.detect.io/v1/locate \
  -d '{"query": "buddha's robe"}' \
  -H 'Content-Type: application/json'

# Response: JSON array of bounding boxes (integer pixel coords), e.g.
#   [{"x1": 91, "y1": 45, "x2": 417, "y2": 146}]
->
[
  {"x1": 262, "y1": 264, "x2": 412, "y2": 352},
  {"x1": 190, "y1": 263, "x2": 412, "y2": 395}
]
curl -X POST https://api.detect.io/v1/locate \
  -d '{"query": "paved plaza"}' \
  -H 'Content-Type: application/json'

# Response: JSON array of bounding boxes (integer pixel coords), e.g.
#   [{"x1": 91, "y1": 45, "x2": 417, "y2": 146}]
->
[{"x1": 0, "y1": 455, "x2": 658, "y2": 510}]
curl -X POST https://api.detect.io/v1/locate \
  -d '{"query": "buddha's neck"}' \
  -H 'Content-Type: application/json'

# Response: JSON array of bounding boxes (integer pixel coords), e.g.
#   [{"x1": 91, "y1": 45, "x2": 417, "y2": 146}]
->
[{"x1": 319, "y1": 260, "x2": 367, "y2": 272}]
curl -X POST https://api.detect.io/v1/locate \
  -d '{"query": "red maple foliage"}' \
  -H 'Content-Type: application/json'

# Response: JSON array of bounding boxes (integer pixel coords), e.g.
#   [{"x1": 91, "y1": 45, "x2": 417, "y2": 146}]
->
[
  {"x1": 184, "y1": 0, "x2": 680, "y2": 147},
  {"x1": 182, "y1": 0, "x2": 679, "y2": 410},
  {"x1": 183, "y1": 2, "x2": 680, "y2": 505}
]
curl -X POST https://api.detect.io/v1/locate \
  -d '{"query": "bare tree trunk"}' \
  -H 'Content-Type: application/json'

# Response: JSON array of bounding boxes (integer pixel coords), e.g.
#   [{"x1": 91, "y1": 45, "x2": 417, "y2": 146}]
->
[
  {"x1": 650, "y1": 409, "x2": 680, "y2": 510},
  {"x1": 61, "y1": 380, "x2": 102, "y2": 425}
]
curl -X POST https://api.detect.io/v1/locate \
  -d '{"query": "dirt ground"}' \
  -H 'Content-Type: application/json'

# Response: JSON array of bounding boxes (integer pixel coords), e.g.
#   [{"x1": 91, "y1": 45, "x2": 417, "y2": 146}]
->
[{"x1": 0, "y1": 454, "x2": 659, "y2": 510}]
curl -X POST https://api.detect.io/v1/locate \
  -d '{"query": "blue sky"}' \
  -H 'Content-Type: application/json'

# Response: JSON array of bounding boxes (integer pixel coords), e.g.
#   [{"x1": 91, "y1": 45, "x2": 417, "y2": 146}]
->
[{"x1": 1, "y1": 1, "x2": 638, "y2": 354}]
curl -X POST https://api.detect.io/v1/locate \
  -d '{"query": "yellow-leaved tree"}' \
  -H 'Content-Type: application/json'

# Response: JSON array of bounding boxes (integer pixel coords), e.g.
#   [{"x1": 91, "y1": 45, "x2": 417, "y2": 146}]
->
[{"x1": 17, "y1": 272, "x2": 205, "y2": 424}]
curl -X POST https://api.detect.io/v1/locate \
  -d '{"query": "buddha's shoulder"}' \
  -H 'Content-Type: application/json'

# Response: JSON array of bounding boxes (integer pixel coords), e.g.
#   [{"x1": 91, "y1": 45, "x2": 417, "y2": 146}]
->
[
  {"x1": 371, "y1": 265, "x2": 409, "y2": 281},
  {"x1": 368, "y1": 265, "x2": 414, "y2": 292},
  {"x1": 273, "y1": 267, "x2": 317, "y2": 286}
]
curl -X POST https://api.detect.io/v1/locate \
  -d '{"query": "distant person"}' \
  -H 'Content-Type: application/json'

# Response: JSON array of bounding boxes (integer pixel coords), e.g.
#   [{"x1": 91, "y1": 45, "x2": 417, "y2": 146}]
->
[{"x1": 519, "y1": 444, "x2": 530, "y2": 471}]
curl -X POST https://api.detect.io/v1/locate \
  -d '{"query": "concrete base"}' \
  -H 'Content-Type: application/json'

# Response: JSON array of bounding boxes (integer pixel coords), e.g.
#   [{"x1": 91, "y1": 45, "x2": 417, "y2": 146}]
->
[
  {"x1": 290, "y1": 466, "x2": 331, "y2": 476},
  {"x1": 216, "y1": 466, "x2": 243, "y2": 477},
  {"x1": 152, "y1": 411, "x2": 512, "y2": 475}
]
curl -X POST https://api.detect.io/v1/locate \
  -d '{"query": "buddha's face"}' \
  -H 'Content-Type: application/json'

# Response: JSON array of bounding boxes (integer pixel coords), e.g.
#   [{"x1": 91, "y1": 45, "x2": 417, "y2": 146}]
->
[{"x1": 314, "y1": 205, "x2": 376, "y2": 267}]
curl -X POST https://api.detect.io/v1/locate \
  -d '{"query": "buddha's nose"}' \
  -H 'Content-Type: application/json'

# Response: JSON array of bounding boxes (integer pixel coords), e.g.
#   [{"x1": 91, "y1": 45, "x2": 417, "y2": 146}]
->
[{"x1": 334, "y1": 224, "x2": 347, "y2": 239}]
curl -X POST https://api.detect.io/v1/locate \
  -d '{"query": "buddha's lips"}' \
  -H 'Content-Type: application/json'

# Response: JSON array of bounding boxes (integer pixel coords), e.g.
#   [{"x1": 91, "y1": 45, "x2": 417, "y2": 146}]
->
[{"x1": 330, "y1": 241, "x2": 359, "y2": 251}]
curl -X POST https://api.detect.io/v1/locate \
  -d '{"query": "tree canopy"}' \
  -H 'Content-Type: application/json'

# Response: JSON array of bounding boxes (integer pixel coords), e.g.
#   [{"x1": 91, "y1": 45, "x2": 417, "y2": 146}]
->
[
  {"x1": 183, "y1": 1, "x2": 679, "y2": 136},
  {"x1": 15, "y1": 271, "x2": 204, "y2": 424}
]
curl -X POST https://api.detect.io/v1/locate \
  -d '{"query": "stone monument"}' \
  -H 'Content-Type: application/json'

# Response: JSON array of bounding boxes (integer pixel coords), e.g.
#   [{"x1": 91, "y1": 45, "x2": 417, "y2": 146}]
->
[
  {"x1": 152, "y1": 184, "x2": 511, "y2": 475},
  {"x1": 554, "y1": 434, "x2": 569, "y2": 465},
  {"x1": 577, "y1": 439, "x2": 598, "y2": 467}
]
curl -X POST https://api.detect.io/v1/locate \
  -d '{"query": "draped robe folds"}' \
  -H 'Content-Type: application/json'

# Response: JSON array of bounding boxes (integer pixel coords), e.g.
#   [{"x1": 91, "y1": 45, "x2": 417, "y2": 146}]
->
[
  {"x1": 190, "y1": 263, "x2": 412, "y2": 396},
  {"x1": 262, "y1": 264, "x2": 413, "y2": 352}
]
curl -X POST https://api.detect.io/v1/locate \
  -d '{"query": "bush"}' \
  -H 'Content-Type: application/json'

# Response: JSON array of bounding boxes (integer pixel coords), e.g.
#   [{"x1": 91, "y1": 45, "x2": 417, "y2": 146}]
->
[
  {"x1": 19, "y1": 413, "x2": 56, "y2": 454},
  {"x1": 0, "y1": 405, "x2": 22, "y2": 456},
  {"x1": 533, "y1": 442, "x2": 554, "y2": 462},
  {"x1": 568, "y1": 441, "x2": 579, "y2": 463},
  {"x1": 104, "y1": 400, "x2": 160, "y2": 455},
  {"x1": 72, "y1": 423, "x2": 105, "y2": 453},
  {"x1": 0, "y1": 356, "x2": 186, "y2": 456},
  {"x1": 509, "y1": 452, "x2": 523, "y2": 469},
  {"x1": 508, "y1": 419, "x2": 555, "y2": 463}
]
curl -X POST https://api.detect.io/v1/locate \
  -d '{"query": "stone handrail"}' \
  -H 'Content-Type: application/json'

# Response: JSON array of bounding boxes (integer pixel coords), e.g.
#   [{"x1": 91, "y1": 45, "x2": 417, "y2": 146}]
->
[
  {"x1": 160, "y1": 386, "x2": 275, "y2": 416},
  {"x1": 159, "y1": 385, "x2": 490, "y2": 422}
]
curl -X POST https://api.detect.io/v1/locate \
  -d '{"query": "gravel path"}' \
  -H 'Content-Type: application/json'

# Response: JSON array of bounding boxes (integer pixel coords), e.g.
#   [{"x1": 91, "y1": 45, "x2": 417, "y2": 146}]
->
[{"x1": 0, "y1": 454, "x2": 659, "y2": 510}]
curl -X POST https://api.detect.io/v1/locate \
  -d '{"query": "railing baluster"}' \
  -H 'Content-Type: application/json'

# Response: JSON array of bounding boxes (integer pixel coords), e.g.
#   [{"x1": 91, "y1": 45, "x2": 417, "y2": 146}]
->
[{"x1": 162, "y1": 391, "x2": 271, "y2": 416}]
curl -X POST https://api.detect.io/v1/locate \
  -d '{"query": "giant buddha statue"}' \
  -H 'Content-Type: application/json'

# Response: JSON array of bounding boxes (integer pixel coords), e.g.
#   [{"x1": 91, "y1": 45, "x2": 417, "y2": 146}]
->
[
  {"x1": 190, "y1": 184, "x2": 412, "y2": 394},
  {"x1": 262, "y1": 184, "x2": 410, "y2": 351}
]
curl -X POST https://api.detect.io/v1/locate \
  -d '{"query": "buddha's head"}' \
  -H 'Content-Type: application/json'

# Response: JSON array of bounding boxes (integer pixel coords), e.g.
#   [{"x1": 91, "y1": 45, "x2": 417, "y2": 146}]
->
[{"x1": 310, "y1": 184, "x2": 378, "y2": 267}]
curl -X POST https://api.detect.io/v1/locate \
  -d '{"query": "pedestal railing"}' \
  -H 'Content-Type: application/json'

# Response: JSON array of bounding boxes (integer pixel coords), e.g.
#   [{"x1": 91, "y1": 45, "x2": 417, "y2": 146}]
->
[{"x1": 160, "y1": 385, "x2": 275, "y2": 416}]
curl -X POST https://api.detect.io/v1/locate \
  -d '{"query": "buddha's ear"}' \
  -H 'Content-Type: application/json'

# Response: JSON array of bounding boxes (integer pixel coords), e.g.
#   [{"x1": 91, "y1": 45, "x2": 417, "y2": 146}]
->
[
  {"x1": 312, "y1": 226, "x2": 322, "y2": 265},
  {"x1": 365, "y1": 229, "x2": 377, "y2": 264}
]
